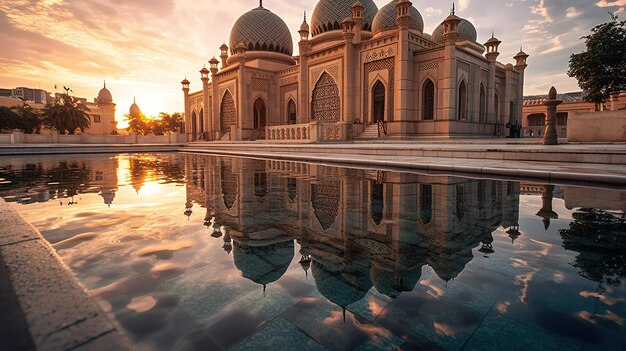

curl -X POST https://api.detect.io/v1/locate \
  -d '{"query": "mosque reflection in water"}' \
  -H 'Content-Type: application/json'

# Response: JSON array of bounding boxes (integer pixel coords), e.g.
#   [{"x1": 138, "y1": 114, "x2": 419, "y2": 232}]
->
[{"x1": 185, "y1": 156, "x2": 521, "y2": 306}]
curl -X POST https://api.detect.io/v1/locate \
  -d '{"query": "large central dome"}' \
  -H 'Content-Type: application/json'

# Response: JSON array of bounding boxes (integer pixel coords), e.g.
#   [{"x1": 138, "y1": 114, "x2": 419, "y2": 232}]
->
[
  {"x1": 431, "y1": 18, "x2": 477, "y2": 44},
  {"x1": 229, "y1": 5, "x2": 293, "y2": 56},
  {"x1": 310, "y1": 0, "x2": 379, "y2": 37}
]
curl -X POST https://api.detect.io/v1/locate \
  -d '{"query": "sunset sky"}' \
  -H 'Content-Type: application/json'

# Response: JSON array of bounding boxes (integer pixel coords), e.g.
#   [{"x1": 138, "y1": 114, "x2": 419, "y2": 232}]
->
[{"x1": 1, "y1": 0, "x2": 624, "y2": 125}]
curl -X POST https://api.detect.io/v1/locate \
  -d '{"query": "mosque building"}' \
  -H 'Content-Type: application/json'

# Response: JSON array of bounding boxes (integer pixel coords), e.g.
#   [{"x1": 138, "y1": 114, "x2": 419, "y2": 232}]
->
[{"x1": 181, "y1": 0, "x2": 528, "y2": 141}]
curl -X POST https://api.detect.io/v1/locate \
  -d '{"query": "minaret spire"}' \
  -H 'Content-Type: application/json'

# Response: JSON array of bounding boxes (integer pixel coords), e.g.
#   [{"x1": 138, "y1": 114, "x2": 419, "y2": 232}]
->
[
  {"x1": 259, "y1": 0, "x2": 262, "y2": 7},
  {"x1": 451, "y1": 2, "x2": 455, "y2": 15},
  {"x1": 304, "y1": 11, "x2": 307, "y2": 22},
  {"x1": 103, "y1": 80, "x2": 106, "y2": 88}
]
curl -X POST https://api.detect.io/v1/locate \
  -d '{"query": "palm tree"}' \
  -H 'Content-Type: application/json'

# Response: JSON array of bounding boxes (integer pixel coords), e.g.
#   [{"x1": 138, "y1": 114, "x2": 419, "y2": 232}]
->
[
  {"x1": 43, "y1": 93, "x2": 91, "y2": 134},
  {"x1": 13, "y1": 100, "x2": 42, "y2": 134}
]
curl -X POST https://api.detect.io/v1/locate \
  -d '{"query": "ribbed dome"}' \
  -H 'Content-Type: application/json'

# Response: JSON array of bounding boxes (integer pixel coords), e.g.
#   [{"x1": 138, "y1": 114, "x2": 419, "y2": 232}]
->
[
  {"x1": 431, "y1": 18, "x2": 477, "y2": 43},
  {"x1": 372, "y1": 0, "x2": 424, "y2": 33},
  {"x1": 97, "y1": 83, "x2": 112, "y2": 104},
  {"x1": 310, "y1": 0, "x2": 378, "y2": 37},
  {"x1": 229, "y1": 6, "x2": 293, "y2": 56}
]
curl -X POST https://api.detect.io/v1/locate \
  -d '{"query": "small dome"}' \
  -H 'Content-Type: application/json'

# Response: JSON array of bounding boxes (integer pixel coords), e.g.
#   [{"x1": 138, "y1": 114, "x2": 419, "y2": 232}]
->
[
  {"x1": 129, "y1": 97, "x2": 141, "y2": 116},
  {"x1": 229, "y1": 5, "x2": 293, "y2": 56},
  {"x1": 372, "y1": 0, "x2": 424, "y2": 33},
  {"x1": 97, "y1": 83, "x2": 112, "y2": 103},
  {"x1": 431, "y1": 18, "x2": 477, "y2": 43},
  {"x1": 310, "y1": 0, "x2": 378, "y2": 37}
]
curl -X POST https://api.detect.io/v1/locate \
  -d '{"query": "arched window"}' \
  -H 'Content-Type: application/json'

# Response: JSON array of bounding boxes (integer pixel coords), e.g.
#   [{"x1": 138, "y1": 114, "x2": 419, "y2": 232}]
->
[
  {"x1": 494, "y1": 93, "x2": 500, "y2": 122},
  {"x1": 456, "y1": 185, "x2": 465, "y2": 222},
  {"x1": 253, "y1": 97, "x2": 266, "y2": 130},
  {"x1": 479, "y1": 84, "x2": 486, "y2": 123},
  {"x1": 458, "y1": 80, "x2": 468, "y2": 120},
  {"x1": 287, "y1": 99, "x2": 296, "y2": 125},
  {"x1": 311, "y1": 72, "x2": 340, "y2": 123},
  {"x1": 220, "y1": 90, "x2": 236, "y2": 133},
  {"x1": 199, "y1": 108, "x2": 204, "y2": 135},
  {"x1": 423, "y1": 79, "x2": 435, "y2": 120},
  {"x1": 372, "y1": 80, "x2": 385, "y2": 123},
  {"x1": 191, "y1": 110, "x2": 197, "y2": 140}
]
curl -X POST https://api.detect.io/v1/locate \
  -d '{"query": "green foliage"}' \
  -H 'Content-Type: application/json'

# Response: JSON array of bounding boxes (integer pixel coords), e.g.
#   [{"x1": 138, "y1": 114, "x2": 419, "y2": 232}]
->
[
  {"x1": 568, "y1": 15, "x2": 626, "y2": 106},
  {"x1": 559, "y1": 208, "x2": 626, "y2": 290},
  {"x1": 0, "y1": 102, "x2": 42, "y2": 133},
  {"x1": 125, "y1": 112, "x2": 184, "y2": 136},
  {"x1": 43, "y1": 93, "x2": 91, "y2": 134}
]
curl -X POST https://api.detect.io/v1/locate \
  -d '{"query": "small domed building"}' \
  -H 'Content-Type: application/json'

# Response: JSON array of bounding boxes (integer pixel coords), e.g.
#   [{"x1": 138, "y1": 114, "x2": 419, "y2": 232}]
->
[{"x1": 181, "y1": 0, "x2": 528, "y2": 141}]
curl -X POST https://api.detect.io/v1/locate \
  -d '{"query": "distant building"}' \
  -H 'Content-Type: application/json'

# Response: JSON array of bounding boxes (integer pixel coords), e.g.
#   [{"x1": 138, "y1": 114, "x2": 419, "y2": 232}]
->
[
  {"x1": 0, "y1": 82, "x2": 118, "y2": 135},
  {"x1": 521, "y1": 91, "x2": 626, "y2": 138}
]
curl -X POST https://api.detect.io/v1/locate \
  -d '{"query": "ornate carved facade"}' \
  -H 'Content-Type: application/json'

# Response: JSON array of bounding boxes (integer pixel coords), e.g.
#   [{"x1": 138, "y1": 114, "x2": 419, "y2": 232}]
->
[{"x1": 181, "y1": 0, "x2": 527, "y2": 141}]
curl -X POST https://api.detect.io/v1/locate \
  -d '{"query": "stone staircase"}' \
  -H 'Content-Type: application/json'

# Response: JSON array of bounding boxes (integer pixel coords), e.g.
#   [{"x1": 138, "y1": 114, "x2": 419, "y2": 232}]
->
[{"x1": 355, "y1": 123, "x2": 383, "y2": 140}]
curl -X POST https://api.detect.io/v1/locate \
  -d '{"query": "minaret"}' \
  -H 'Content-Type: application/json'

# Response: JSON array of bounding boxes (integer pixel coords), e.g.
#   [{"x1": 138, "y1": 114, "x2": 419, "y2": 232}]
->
[
  {"x1": 209, "y1": 57, "x2": 220, "y2": 140},
  {"x1": 298, "y1": 12, "x2": 311, "y2": 124},
  {"x1": 220, "y1": 43, "x2": 229, "y2": 69},
  {"x1": 342, "y1": 16, "x2": 355, "y2": 125},
  {"x1": 181, "y1": 78, "x2": 191, "y2": 141},
  {"x1": 200, "y1": 66, "x2": 210, "y2": 140},
  {"x1": 484, "y1": 34, "x2": 501, "y2": 124},
  {"x1": 395, "y1": 0, "x2": 413, "y2": 127},
  {"x1": 514, "y1": 48, "x2": 529, "y2": 130},
  {"x1": 352, "y1": 1, "x2": 364, "y2": 44},
  {"x1": 441, "y1": 3, "x2": 462, "y2": 122}
]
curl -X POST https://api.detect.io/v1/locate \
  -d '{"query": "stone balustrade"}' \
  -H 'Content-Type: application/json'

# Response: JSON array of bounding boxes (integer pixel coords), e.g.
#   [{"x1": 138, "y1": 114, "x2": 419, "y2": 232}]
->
[{"x1": 266, "y1": 123, "x2": 311, "y2": 143}]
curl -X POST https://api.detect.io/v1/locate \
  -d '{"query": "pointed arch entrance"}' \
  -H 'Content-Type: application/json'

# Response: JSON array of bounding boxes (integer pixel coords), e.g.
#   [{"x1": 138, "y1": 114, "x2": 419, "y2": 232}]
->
[
  {"x1": 423, "y1": 79, "x2": 435, "y2": 120},
  {"x1": 372, "y1": 80, "x2": 385, "y2": 124},
  {"x1": 253, "y1": 97, "x2": 267, "y2": 130},
  {"x1": 199, "y1": 108, "x2": 204, "y2": 136},
  {"x1": 458, "y1": 80, "x2": 468, "y2": 120},
  {"x1": 287, "y1": 99, "x2": 296, "y2": 124},
  {"x1": 220, "y1": 90, "x2": 236, "y2": 134},
  {"x1": 311, "y1": 72, "x2": 340, "y2": 123},
  {"x1": 191, "y1": 110, "x2": 197, "y2": 140}
]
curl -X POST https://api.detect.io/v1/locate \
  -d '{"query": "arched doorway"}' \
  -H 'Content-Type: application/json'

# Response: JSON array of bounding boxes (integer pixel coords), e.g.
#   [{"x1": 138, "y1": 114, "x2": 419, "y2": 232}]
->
[
  {"x1": 253, "y1": 97, "x2": 266, "y2": 130},
  {"x1": 199, "y1": 108, "x2": 204, "y2": 137},
  {"x1": 479, "y1": 84, "x2": 486, "y2": 122},
  {"x1": 423, "y1": 79, "x2": 435, "y2": 120},
  {"x1": 458, "y1": 80, "x2": 468, "y2": 120},
  {"x1": 191, "y1": 110, "x2": 197, "y2": 140},
  {"x1": 372, "y1": 80, "x2": 385, "y2": 124},
  {"x1": 528, "y1": 113, "x2": 546, "y2": 127},
  {"x1": 311, "y1": 72, "x2": 340, "y2": 123},
  {"x1": 220, "y1": 90, "x2": 236, "y2": 134},
  {"x1": 287, "y1": 99, "x2": 296, "y2": 124}
]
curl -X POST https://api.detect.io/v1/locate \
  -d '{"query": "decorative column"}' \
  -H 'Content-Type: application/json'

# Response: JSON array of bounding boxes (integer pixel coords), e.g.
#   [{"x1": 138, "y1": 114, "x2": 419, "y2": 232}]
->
[
  {"x1": 542, "y1": 86, "x2": 562, "y2": 145},
  {"x1": 395, "y1": 0, "x2": 413, "y2": 131},
  {"x1": 220, "y1": 43, "x2": 229, "y2": 69},
  {"x1": 209, "y1": 57, "x2": 220, "y2": 140},
  {"x1": 342, "y1": 18, "x2": 355, "y2": 125},
  {"x1": 181, "y1": 78, "x2": 191, "y2": 141},
  {"x1": 484, "y1": 34, "x2": 501, "y2": 124},
  {"x1": 235, "y1": 43, "x2": 248, "y2": 141},
  {"x1": 514, "y1": 48, "x2": 529, "y2": 134},
  {"x1": 298, "y1": 12, "x2": 311, "y2": 124},
  {"x1": 200, "y1": 66, "x2": 210, "y2": 140},
  {"x1": 535, "y1": 185, "x2": 558, "y2": 230},
  {"x1": 441, "y1": 5, "x2": 461, "y2": 123}
]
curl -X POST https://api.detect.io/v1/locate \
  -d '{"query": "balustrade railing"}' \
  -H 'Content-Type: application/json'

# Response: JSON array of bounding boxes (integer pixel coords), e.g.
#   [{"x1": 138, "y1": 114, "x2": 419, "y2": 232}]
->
[{"x1": 266, "y1": 123, "x2": 311, "y2": 143}]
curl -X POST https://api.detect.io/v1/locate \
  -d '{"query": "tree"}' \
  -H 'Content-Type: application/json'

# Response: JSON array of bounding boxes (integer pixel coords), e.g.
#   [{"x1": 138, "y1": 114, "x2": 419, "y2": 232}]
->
[
  {"x1": 43, "y1": 93, "x2": 91, "y2": 134},
  {"x1": 568, "y1": 15, "x2": 626, "y2": 108},
  {"x1": 158, "y1": 112, "x2": 184, "y2": 133},
  {"x1": 0, "y1": 106, "x2": 20, "y2": 132},
  {"x1": 124, "y1": 112, "x2": 150, "y2": 135},
  {"x1": 12, "y1": 100, "x2": 42, "y2": 134}
]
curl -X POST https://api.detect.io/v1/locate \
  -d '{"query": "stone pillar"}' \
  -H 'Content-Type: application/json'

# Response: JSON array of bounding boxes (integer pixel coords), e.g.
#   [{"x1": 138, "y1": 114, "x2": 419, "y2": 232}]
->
[
  {"x1": 484, "y1": 36, "x2": 501, "y2": 124},
  {"x1": 535, "y1": 185, "x2": 558, "y2": 230},
  {"x1": 395, "y1": 0, "x2": 414, "y2": 133},
  {"x1": 200, "y1": 67, "x2": 210, "y2": 141},
  {"x1": 210, "y1": 65, "x2": 220, "y2": 140},
  {"x1": 235, "y1": 45, "x2": 247, "y2": 141},
  {"x1": 440, "y1": 9, "x2": 461, "y2": 124},
  {"x1": 502, "y1": 65, "x2": 513, "y2": 131},
  {"x1": 181, "y1": 78, "x2": 191, "y2": 141},
  {"x1": 342, "y1": 19, "x2": 355, "y2": 125},
  {"x1": 298, "y1": 17, "x2": 311, "y2": 124},
  {"x1": 542, "y1": 86, "x2": 562, "y2": 145}
]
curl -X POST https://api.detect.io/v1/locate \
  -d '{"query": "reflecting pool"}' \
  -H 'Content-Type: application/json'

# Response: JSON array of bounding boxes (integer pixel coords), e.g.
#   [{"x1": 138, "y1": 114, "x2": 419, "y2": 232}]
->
[{"x1": 0, "y1": 153, "x2": 625, "y2": 351}]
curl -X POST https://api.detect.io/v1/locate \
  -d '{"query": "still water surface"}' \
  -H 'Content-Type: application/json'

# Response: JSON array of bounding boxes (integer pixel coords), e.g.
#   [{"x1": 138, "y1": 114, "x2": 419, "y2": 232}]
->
[{"x1": 0, "y1": 153, "x2": 625, "y2": 351}]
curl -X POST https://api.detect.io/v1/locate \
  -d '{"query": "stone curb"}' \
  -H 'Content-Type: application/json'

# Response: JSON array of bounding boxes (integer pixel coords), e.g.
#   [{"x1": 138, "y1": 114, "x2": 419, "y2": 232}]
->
[
  {"x1": 0, "y1": 144, "x2": 182, "y2": 156},
  {"x1": 0, "y1": 198, "x2": 131, "y2": 351},
  {"x1": 181, "y1": 148, "x2": 626, "y2": 187}
]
